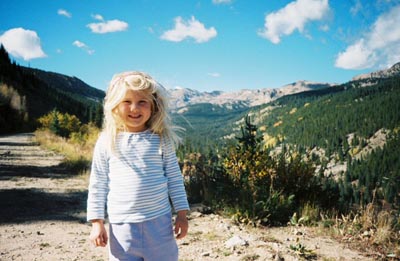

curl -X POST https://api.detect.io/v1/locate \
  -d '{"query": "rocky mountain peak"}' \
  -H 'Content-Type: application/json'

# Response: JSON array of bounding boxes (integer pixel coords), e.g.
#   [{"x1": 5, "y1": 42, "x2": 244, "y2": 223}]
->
[
  {"x1": 352, "y1": 62, "x2": 400, "y2": 81},
  {"x1": 168, "y1": 80, "x2": 335, "y2": 111}
]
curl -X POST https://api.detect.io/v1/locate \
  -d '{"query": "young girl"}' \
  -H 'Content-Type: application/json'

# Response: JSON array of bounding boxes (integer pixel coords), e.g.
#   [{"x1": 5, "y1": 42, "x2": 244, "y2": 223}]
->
[{"x1": 87, "y1": 71, "x2": 189, "y2": 260}]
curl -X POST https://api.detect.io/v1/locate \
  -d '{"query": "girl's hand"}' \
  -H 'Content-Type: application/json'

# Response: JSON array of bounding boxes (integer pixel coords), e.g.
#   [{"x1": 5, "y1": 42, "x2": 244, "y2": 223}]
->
[
  {"x1": 89, "y1": 219, "x2": 108, "y2": 247},
  {"x1": 174, "y1": 210, "x2": 188, "y2": 239}
]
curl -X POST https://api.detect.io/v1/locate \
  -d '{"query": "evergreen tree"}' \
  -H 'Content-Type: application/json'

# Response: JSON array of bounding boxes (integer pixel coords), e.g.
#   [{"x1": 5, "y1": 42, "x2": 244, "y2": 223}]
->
[
  {"x1": 94, "y1": 103, "x2": 104, "y2": 128},
  {"x1": 236, "y1": 115, "x2": 260, "y2": 154},
  {"x1": 49, "y1": 109, "x2": 61, "y2": 136}
]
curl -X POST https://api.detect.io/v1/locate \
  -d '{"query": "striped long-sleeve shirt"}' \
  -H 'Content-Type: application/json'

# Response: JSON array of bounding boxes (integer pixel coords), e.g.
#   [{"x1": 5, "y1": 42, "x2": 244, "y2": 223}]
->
[{"x1": 87, "y1": 130, "x2": 189, "y2": 223}]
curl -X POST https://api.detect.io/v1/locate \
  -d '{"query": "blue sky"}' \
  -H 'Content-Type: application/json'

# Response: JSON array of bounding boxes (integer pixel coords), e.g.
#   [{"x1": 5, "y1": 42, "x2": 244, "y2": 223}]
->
[{"x1": 1, "y1": 0, "x2": 400, "y2": 92}]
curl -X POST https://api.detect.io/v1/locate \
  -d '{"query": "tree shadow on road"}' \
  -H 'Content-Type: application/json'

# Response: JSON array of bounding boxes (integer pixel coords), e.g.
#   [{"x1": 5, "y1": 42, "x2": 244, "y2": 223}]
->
[
  {"x1": 0, "y1": 188, "x2": 88, "y2": 224},
  {"x1": 0, "y1": 164, "x2": 76, "y2": 180},
  {"x1": 0, "y1": 133, "x2": 92, "y2": 224},
  {"x1": 0, "y1": 163, "x2": 90, "y2": 224}
]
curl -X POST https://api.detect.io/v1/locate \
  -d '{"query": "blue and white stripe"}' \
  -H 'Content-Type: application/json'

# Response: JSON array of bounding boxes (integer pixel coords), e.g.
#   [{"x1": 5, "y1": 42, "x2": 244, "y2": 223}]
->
[{"x1": 87, "y1": 130, "x2": 189, "y2": 223}]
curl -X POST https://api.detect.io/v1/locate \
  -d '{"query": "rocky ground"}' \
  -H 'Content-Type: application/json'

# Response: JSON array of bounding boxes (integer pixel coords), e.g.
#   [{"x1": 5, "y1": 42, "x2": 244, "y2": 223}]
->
[{"x1": 0, "y1": 133, "x2": 376, "y2": 260}]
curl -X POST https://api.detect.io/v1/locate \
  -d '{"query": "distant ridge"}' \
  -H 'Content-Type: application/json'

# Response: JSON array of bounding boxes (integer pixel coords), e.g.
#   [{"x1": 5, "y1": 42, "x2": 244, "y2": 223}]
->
[
  {"x1": 352, "y1": 62, "x2": 400, "y2": 81},
  {"x1": 169, "y1": 80, "x2": 335, "y2": 111},
  {"x1": 169, "y1": 62, "x2": 400, "y2": 111},
  {"x1": 22, "y1": 67, "x2": 104, "y2": 102},
  {"x1": 0, "y1": 46, "x2": 105, "y2": 133}
]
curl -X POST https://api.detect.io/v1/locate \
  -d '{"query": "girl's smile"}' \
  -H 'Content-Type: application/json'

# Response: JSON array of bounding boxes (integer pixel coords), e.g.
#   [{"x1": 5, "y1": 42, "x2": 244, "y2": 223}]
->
[{"x1": 115, "y1": 90, "x2": 152, "y2": 132}]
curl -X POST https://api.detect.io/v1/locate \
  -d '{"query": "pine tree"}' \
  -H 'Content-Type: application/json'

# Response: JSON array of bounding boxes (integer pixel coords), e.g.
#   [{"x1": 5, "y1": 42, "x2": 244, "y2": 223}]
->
[
  {"x1": 49, "y1": 109, "x2": 61, "y2": 136},
  {"x1": 94, "y1": 103, "x2": 103, "y2": 128},
  {"x1": 236, "y1": 115, "x2": 259, "y2": 154}
]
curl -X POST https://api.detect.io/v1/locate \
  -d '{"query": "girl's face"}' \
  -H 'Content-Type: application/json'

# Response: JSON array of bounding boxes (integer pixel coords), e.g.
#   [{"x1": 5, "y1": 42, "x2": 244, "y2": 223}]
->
[{"x1": 115, "y1": 89, "x2": 153, "y2": 132}]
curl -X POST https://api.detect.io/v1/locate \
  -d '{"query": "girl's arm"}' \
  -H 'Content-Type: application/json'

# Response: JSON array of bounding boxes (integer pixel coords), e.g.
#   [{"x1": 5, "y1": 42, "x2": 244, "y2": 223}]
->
[
  {"x1": 90, "y1": 219, "x2": 108, "y2": 247},
  {"x1": 87, "y1": 134, "x2": 110, "y2": 222},
  {"x1": 162, "y1": 137, "x2": 190, "y2": 212},
  {"x1": 174, "y1": 210, "x2": 188, "y2": 239},
  {"x1": 162, "y1": 137, "x2": 190, "y2": 239}
]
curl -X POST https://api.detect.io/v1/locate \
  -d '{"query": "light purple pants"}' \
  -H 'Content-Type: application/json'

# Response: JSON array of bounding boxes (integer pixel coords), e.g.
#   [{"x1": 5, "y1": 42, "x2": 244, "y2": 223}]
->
[{"x1": 109, "y1": 213, "x2": 178, "y2": 261}]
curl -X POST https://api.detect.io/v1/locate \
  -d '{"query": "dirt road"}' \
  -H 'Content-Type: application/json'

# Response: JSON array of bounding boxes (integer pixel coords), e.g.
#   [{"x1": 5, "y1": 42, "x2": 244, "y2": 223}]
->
[{"x1": 0, "y1": 133, "x2": 373, "y2": 260}]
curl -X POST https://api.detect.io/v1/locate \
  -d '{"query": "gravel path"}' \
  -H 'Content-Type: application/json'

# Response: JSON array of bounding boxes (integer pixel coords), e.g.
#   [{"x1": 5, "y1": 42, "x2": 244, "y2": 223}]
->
[{"x1": 0, "y1": 133, "x2": 373, "y2": 260}]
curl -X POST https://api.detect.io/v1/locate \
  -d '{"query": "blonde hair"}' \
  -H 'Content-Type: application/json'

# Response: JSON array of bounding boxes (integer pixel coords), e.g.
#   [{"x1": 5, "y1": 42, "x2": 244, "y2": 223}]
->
[{"x1": 103, "y1": 71, "x2": 182, "y2": 152}]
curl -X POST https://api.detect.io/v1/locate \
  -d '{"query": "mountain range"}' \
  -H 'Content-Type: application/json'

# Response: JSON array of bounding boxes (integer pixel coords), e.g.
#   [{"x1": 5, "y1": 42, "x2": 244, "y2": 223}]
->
[
  {"x1": 352, "y1": 62, "x2": 400, "y2": 81},
  {"x1": 168, "y1": 62, "x2": 400, "y2": 111},
  {"x1": 168, "y1": 62, "x2": 400, "y2": 150},
  {"x1": 169, "y1": 80, "x2": 336, "y2": 112},
  {"x1": 18, "y1": 61, "x2": 400, "y2": 112}
]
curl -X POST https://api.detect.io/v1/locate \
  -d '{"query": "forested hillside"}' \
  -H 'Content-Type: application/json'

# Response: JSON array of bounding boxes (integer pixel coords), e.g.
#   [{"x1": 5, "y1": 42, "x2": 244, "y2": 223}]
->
[
  {"x1": 176, "y1": 69, "x2": 400, "y2": 212},
  {"x1": 253, "y1": 76, "x2": 400, "y2": 208},
  {"x1": 0, "y1": 46, "x2": 104, "y2": 134},
  {"x1": 172, "y1": 70, "x2": 399, "y2": 257},
  {"x1": 257, "y1": 77, "x2": 400, "y2": 151},
  {"x1": 173, "y1": 102, "x2": 249, "y2": 149}
]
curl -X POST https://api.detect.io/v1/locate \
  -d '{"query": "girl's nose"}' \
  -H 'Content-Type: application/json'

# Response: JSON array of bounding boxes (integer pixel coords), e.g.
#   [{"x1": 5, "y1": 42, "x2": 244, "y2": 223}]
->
[{"x1": 130, "y1": 103, "x2": 139, "y2": 111}]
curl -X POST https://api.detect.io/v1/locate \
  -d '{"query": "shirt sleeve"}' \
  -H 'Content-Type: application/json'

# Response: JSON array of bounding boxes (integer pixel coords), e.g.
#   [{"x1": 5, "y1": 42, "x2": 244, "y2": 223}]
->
[
  {"x1": 162, "y1": 136, "x2": 190, "y2": 212},
  {"x1": 87, "y1": 133, "x2": 110, "y2": 221}
]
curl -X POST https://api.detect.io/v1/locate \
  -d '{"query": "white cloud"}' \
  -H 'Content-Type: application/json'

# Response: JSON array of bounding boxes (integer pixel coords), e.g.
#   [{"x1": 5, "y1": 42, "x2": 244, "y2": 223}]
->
[
  {"x1": 212, "y1": 0, "x2": 232, "y2": 4},
  {"x1": 335, "y1": 39, "x2": 377, "y2": 69},
  {"x1": 161, "y1": 16, "x2": 217, "y2": 43},
  {"x1": 208, "y1": 72, "x2": 221, "y2": 77},
  {"x1": 0, "y1": 28, "x2": 46, "y2": 60},
  {"x1": 335, "y1": 5, "x2": 400, "y2": 69},
  {"x1": 58, "y1": 9, "x2": 71, "y2": 18},
  {"x1": 92, "y1": 14, "x2": 104, "y2": 21},
  {"x1": 73, "y1": 40, "x2": 95, "y2": 55},
  {"x1": 258, "y1": 0, "x2": 329, "y2": 44},
  {"x1": 73, "y1": 40, "x2": 86, "y2": 48},
  {"x1": 87, "y1": 18, "x2": 128, "y2": 34}
]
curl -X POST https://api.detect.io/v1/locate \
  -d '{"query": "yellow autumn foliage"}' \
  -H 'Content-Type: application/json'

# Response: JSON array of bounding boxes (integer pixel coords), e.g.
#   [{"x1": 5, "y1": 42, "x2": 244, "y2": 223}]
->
[
  {"x1": 273, "y1": 120, "x2": 283, "y2": 127},
  {"x1": 259, "y1": 125, "x2": 267, "y2": 132},
  {"x1": 263, "y1": 133, "x2": 277, "y2": 148},
  {"x1": 38, "y1": 110, "x2": 81, "y2": 137},
  {"x1": 349, "y1": 147, "x2": 360, "y2": 156}
]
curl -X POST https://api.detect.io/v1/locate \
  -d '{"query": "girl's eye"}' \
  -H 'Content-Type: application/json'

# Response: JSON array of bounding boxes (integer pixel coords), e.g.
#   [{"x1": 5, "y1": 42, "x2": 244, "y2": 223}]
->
[
  {"x1": 139, "y1": 100, "x2": 148, "y2": 105},
  {"x1": 122, "y1": 100, "x2": 131, "y2": 104}
]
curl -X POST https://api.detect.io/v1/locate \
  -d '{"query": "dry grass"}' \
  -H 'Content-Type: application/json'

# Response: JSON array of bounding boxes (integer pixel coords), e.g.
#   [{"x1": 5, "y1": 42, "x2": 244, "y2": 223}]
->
[
  {"x1": 292, "y1": 202, "x2": 400, "y2": 259},
  {"x1": 319, "y1": 203, "x2": 400, "y2": 259},
  {"x1": 34, "y1": 128, "x2": 99, "y2": 175}
]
